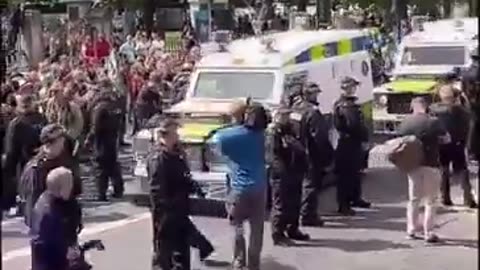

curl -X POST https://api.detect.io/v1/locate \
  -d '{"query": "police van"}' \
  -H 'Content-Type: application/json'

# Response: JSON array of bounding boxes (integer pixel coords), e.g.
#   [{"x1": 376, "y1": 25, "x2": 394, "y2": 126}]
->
[
  {"x1": 132, "y1": 29, "x2": 377, "y2": 205},
  {"x1": 372, "y1": 17, "x2": 478, "y2": 135}
]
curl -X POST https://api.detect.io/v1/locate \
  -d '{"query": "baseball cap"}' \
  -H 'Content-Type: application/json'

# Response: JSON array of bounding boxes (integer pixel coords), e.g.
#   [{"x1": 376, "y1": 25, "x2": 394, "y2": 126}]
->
[{"x1": 40, "y1": 124, "x2": 66, "y2": 144}]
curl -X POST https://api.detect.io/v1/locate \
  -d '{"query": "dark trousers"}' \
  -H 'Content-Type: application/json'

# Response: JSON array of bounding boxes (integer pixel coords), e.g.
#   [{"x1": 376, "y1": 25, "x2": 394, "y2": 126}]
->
[
  {"x1": 156, "y1": 237, "x2": 190, "y2": 270},
  {"x1": 336, "y1": 170, "x2": 362, "y2": 209},
  {"x1": 118, "y1": 95, "x2": 127, "y2": 142},
  {"x1": 270, "y1": 172, "x2": 303, "y2": 235},
  {"x1": 151, "y1": 212, "x2": 212, "y2": 269},
  {"x1": 300, "y1": 168, "x2": 324, "y2": 221},
  {"x1": 94, "y1": 157, "x2": 124, "y2": 196},
  {"x1": 439, "y1": 142, "x2": 473, "y2": 201}
]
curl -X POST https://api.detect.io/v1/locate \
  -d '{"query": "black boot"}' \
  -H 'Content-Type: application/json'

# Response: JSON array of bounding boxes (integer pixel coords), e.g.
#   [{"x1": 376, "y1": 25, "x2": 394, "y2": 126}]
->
[
  {"x1": 463, "y1": 194, "x2": 478, "y2": 209},
  {"x1": 460, "y1": 171, "x2": 477, "y2": 208},
  {"x1": 337, "y1": 206, "x2": 356, "y2": 216},
  {"x1": 351, "y1": 199, "x2": 371, "y2": 208},
  {"x1": 97, "y1": 194, "x2": 108, "y2": 202},
  {"x1": 272, "y1": 233, "x2": 294, "y2": 246},
  {"x1": 287, "y1": 230, "x2": 310, "y2": 241},
  {"x1": 300, "y1": 217, "x2": 324, "y2": 227}
]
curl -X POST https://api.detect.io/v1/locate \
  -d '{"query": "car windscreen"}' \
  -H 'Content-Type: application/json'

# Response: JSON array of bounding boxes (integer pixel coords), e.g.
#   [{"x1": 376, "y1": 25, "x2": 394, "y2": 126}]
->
[
  {"x1": 401, "y1": 46, "x2": 466, "y2": 65},
  {"x1": 193, "y1": 71, "x2": 274, "y2": 100}
]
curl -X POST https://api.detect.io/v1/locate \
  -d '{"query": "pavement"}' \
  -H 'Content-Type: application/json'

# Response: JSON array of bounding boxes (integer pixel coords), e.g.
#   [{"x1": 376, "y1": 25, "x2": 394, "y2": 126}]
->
[{"x1": 2, "y1": 153, "x2": 478, "y2": 270}]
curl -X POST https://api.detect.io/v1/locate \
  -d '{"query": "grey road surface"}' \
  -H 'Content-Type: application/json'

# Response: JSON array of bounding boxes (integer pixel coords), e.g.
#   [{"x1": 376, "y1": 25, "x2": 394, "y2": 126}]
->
[{"x1": 2, "y1": 164, "x2": 478, "y2": 270}]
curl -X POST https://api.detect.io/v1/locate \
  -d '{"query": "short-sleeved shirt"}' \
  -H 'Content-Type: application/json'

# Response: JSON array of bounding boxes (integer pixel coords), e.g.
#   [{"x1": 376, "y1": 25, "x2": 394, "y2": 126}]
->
[
  {"x1": 210, "y1": 125, "x2": 267, "y2": 193},
  {"x1": 398, "y1": 113, "x2": 448, "y2": 167}
]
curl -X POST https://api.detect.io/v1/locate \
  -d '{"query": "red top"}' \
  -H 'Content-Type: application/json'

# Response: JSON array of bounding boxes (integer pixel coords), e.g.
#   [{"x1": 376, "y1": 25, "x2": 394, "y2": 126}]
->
[{"x1": 96, "y1": 39, "x2": 111, "y2": 59}]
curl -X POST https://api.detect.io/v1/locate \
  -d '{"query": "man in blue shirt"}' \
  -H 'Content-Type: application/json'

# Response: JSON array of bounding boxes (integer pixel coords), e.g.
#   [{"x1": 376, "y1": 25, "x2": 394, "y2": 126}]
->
[{"x1": 210, "y1": 101, "x2": 269, "y2": 270}]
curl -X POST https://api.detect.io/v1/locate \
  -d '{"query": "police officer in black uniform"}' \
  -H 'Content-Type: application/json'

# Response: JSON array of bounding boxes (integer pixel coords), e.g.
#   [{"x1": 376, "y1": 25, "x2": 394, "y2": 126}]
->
[
  {"x1": 147, "y1": 118, "x2": 211, "y2": 270},
  {"x1": 463, "y1": 49, "x2": 480, "y2": 199},
  {"x1": 86, "y1": 88, "x2": 124, "y2": 201},
  {"x1": 333, "y1": 77, "x2": 371, "y2": 216},
  {"x1": 267, "y1": 105, "x2": 310, "y2": 246},
  {"x1": 3, "y1": 94, "x2": 47, "y2": 211},
  {"x1": 290, "y1": 82, "x2": 333, "y2": 226},
  {"x1": 429, "y1": 84, "x2": 477, "y2": 208}
]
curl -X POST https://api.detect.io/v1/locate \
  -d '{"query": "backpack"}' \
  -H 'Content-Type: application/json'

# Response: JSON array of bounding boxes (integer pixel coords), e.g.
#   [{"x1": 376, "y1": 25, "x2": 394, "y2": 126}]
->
[
  {"x1": 385, "y1": 135, "x2": 424, "y2": 172},
  {"x1": 18, "y1": 157, "x2": 44, "y2": 228}
]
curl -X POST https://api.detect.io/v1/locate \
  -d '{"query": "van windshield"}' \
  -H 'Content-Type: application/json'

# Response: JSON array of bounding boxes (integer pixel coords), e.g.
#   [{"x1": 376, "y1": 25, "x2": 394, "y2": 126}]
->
[
  {"x1": 401, "y1": 46, "x2": 466, "y2": 66},
  {"x1": 193, "y1": 71, "x2": 275, "y2": 100}
]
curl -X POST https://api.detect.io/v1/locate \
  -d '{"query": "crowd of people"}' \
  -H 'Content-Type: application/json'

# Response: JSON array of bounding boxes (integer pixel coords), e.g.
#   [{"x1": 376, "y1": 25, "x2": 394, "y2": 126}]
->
[
  {"x1": 0, "y1": 24, "x2": 203, "y2": 268},
  {"x1": 1, "y1": 7, "x2": 479, "y2": 270}
]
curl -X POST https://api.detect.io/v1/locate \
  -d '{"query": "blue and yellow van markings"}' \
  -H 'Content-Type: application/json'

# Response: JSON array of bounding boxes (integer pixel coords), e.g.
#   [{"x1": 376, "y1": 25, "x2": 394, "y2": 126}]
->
[{"x1": 285, "y1": 29, "x2": 381, "y2": 66}]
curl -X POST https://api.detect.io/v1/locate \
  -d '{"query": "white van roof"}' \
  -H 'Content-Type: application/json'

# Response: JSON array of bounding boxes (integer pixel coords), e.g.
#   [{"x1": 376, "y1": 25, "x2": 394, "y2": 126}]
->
[
  {"x1": 403, "y1": 17, "x2": 478, "y2": 45},
  {"x1": 198, "y1": 29, "x2": 376, "y2": 69}
]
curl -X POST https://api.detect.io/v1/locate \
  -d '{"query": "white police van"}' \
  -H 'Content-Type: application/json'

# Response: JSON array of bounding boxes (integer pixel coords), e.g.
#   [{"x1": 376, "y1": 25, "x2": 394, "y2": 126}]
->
[
  {"x1": 132, "y1": 28, "x2": 377, "y2": 207},
  {"x1": 372, "y1": 17, "x2": 478, "y2": 135}
]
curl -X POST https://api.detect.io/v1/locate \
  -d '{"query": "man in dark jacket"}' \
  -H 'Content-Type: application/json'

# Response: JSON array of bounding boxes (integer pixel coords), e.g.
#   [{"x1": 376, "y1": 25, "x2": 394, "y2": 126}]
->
[
  {"x1": 134, "y1": 82, "x2": 162, "y2": 133},
  {"x1": 462, "y1": 51, "x2": 480, "y2": 189},
  {"x1": 3, "y1": 94, "x2": 47, "y2": 211},
  {"x1": 267, "y1": 106, "x2": 309, "y2": 246},
  {"x1": 86, "y1": 90, "x2": 124, "y2": 201},
  {"x1": 147, "y1": 118, "x2": 210, "y2": 270},
  {"x1": 333, "y1": 77, "x2": 370, "y2": 216},
  {"x1": 430, "y1": 85, "x2": 477, "y2": 208},
  {"x1": 291, "y1": 82, "x2": 333, "y2": 226},
  {"x1": 20, "y1": 124, "x2": 82, "y2": 243}
]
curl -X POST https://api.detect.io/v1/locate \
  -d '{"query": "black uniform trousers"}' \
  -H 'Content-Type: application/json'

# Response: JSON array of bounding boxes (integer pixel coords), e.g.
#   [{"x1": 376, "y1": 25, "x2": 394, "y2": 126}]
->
[
  {"x1": 300, "y1": 167, "x2": 324, "y2": 221},
  {"x1": 151, "y1": 211, "x2": 191, "y2": 270},
  {"x1": 94, "y1": 141, "x2": 124, "y2": 196},
  {"x1": 439, "y1": 142, "x2": 473, "y2": 201},
  {"x1": 270, "y1": 172, "x2": 303, "y2": 235},
  {"x1": 151, "y1": 210, "x2": 213, "y2": 270},
  {"x1": 335, "y1": 140, "x2": 364, "y2": 208},
  {"x1": 117, "y1": 95, "x2": 128, "y2": 142},
  {"x1": 336, "y1": 170, "x2": 362, "y2": 208}
]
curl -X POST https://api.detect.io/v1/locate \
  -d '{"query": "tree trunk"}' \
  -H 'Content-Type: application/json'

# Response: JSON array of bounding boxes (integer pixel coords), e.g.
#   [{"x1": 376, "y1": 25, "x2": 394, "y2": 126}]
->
[
  {"x1": 443, "y1": 0, "x2": 452, "y2": 18},
  {"x1": 123, "y1": 8, "x2": 136, "y2": 36},
  {"x1": 384, "y1": 0, "x2": 394, "y2": 31},
  {"x1": 297, "y1": 0, "x2": 308, "y2": 12},
  {"x1": 469, "y1": 0, "x2": 477, "y2": 16},
  {"x1": 143, "y1": 0, "x2": 155, "y2": 37},
  {"x1": 258, "y1": 0, "x2": 274, "y2": 21}
]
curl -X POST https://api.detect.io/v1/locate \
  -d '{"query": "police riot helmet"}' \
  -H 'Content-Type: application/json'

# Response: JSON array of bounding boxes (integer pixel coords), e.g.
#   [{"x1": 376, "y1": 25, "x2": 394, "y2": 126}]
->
[
  {"x1": 340, "y1": 76, "x2": 360, "y2": 90},
  {"x1": 304, "y1": 82, "x2": 322, "y2": 94}
]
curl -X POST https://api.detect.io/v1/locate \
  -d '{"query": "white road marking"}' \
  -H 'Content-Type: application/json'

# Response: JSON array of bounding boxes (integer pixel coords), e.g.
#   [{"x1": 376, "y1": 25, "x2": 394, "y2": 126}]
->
[
  {"x1": 2, "y1": 212, "x2": 150, "y2": 263},
  {"x1": 1, "y1": 217, "x2": 23, "y2": 227}
]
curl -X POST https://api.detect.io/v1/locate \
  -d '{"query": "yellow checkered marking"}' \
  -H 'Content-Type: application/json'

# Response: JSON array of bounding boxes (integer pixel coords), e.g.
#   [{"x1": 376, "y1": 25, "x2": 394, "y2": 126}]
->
[
  {"x1": 310, "y1": 44, "x2": 326, "y2": 61},
  {"x1": 337, "y1": 39, "x2": 352, "y2": 56}
]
